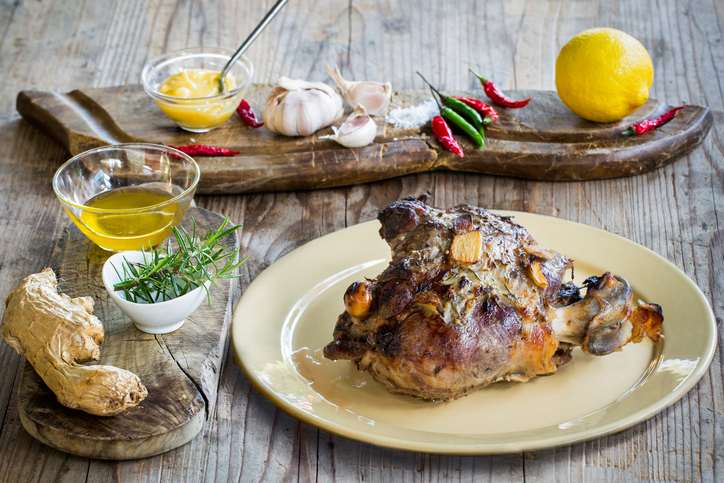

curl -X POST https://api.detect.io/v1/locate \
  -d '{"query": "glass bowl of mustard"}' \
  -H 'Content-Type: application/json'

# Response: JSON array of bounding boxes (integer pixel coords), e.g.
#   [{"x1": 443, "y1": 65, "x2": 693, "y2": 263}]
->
[
  {"x1": 141, "y1": 46, "x2": 254, "y2": 132},
  {"x1": 53, "y1": 144, "x2": 200, "y2": 252}
]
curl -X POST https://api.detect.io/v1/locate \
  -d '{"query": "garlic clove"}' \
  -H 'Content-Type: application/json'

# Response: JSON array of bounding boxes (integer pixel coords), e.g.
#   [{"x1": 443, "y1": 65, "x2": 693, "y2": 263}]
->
[
  {"x1": 263, "y1": 77, "x2": 344, "y2": 136},
  {"x1": 326, "y1": 65, "x2": 392, "y2": 115},
  {"x1": 320, "y1": 105, "x2": 377, "y2": 148}
]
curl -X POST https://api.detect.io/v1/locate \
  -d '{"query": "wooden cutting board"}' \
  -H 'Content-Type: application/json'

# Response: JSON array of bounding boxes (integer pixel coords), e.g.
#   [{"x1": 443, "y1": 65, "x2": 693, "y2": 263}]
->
[
  {"x1": 15, "y1": 207, "x2": 237, "y2": 460},
  {"x1": 17, "y1": 85, "x2": 712, "y2": 194}
]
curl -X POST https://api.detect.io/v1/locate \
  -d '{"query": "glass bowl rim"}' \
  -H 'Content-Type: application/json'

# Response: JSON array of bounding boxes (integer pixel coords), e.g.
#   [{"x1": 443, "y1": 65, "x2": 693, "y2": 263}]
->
[
  {"x1": 52, "y1": 143, "x2": 201, "y2": 215},
  {"x1": 141, "y1": 46, "x2": 254, "y2": 103}
]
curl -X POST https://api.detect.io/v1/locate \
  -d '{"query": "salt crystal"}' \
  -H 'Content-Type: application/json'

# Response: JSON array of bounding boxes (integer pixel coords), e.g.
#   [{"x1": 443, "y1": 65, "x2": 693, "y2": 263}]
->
[{"x1": 386, "y1": 98, "x2": 438, "y2": 129}]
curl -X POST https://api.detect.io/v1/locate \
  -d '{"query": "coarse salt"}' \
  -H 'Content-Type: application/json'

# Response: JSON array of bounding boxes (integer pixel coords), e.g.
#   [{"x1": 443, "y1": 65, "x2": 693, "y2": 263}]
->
[{"x1": 386, "y1": 98, "x2": 438, "y2": 129}]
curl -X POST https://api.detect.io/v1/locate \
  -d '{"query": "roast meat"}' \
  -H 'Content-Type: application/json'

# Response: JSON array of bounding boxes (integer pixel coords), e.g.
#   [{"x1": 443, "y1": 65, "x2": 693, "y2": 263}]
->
[{"x1": 323, "y1": 195, "x2": 664, "y2": 401}]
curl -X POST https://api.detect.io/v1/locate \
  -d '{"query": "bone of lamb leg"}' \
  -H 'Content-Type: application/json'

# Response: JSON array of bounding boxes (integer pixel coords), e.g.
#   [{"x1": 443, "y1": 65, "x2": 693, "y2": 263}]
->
[{"x1": 550, "y1": 273, "x2": 664, "y2": 356}]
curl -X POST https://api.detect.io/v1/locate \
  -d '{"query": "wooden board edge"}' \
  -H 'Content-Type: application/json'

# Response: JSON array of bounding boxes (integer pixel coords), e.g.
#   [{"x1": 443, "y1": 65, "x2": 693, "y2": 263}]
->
[
  {"x1": 18, "y1": 397, "x2": 205, "y2": 460},
  {"x1": 153, "y1": 208, "x2": 238, "y2": 418},
  {"x1": 196, "y1": 138, "x2": 437, "y2": 194},
  {"x1": 435, "y1": 105, "x2": 714, "y2": 181}
]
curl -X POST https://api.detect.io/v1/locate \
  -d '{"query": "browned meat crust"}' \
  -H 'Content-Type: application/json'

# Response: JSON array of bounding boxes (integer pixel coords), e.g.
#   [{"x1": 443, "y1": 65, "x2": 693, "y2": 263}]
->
[{"x1": 323, "y1": 196, "x2": 663, "y2": 401}]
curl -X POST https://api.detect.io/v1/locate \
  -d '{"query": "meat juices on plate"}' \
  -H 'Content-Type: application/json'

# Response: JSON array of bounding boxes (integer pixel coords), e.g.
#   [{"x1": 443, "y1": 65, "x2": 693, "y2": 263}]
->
[{"x1": 323, "y1": 195, "x2": 664, "y2": 401}]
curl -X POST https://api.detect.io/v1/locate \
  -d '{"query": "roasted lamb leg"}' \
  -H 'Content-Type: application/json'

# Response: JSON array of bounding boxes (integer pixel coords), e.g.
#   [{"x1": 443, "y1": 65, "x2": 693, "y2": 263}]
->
[{"x1": 323, "y1": 196, "x2": 663, "y2": 401}]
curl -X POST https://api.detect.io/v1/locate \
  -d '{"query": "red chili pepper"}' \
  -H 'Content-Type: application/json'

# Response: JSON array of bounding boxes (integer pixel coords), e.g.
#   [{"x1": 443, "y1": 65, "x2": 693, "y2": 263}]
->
[
  {"x1": 431, "y1": 116, "x2": 464, "y2": 157},
  {"x1": 622, "y1": 106, "x2": 684, "y2": 136},
  {"x1": 469, "y1": 70, "x2": 531, "y2": 108},
  {"x1": 169, "y1": 145, "x2": 241, "y2": 156},
  {"x1": 451, "y1": 96, "x2": 498, "y2": 125},
  {"x1": 236, "y1": 99, "x2": 264, "y2": 128}
]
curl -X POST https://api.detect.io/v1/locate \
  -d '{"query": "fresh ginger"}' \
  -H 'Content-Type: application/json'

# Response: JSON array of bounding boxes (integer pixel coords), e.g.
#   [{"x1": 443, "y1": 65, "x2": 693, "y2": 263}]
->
[{"x1": 2, "y1": 268, "x2": 147, "y2": 416}]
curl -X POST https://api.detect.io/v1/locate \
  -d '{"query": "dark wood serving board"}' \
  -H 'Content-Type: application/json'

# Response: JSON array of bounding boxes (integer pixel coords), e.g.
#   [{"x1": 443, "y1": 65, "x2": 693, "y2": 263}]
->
[
  {"x1": 17, "y1": 85, "x2": 712, "y2": 194},
  {"x1": 15, "y1": 207, "x2": 237, "y2": 460}
]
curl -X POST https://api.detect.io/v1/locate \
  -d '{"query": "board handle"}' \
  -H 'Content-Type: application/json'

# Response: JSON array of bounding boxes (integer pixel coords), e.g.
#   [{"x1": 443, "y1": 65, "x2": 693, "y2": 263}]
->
[{"x1": 17, "y1": 89, "x2": 142, "y2": 155}]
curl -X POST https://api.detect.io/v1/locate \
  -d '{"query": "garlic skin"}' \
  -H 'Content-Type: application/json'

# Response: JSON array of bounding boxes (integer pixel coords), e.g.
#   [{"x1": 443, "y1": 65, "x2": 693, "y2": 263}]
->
[
  {"x1": 325, "y1": 65, "x2": 392, "y2": 115},
  {"x1": 321, "y1": 105, "x2": 377, "y2": 148},
  {"x1": 263, "y1": 77, "x2": 344, "y2": 136}
]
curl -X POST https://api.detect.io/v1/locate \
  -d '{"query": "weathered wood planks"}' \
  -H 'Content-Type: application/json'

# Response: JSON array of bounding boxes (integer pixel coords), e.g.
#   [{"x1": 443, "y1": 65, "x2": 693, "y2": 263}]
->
[{"x1": 0, "y1": 0, "x2": 721, "y2": 481}]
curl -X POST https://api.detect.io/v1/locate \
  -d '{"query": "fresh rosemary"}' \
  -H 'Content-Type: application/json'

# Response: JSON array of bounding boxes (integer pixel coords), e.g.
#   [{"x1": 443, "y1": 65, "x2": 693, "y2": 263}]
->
[{"x1": 112, "y1": 217, "x2": 247, "y2": 304}]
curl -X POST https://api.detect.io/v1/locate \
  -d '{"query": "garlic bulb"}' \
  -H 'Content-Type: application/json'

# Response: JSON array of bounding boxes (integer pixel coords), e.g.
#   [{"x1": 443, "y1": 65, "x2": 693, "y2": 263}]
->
[
  {"x1": 320, "y1": 105, "x2": 377, "y2": 148},
  {"x1": 263, "y1": 77, "x2": 343, "y2": 136},
  {"x1": 325, "y1": 65, "x2": 392, "y2": 115}
]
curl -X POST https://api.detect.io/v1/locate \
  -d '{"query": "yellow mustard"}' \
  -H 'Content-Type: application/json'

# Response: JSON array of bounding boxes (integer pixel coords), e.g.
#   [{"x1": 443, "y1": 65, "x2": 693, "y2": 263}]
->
[{"x1": 156, "y1": 69, "x2": 239, "y2": 132}]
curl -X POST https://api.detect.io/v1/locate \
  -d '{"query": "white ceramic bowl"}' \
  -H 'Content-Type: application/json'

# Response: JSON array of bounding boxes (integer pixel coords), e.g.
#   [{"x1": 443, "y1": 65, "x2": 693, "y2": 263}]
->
[{"x1": 102, "y1": 251, "x2": 210, "y2": 334}]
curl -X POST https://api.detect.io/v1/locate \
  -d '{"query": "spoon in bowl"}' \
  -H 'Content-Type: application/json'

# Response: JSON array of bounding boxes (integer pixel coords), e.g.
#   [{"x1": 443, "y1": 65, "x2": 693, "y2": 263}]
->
[{"x1": 218, "y1": 0, "x2": 288, "y2": 94}]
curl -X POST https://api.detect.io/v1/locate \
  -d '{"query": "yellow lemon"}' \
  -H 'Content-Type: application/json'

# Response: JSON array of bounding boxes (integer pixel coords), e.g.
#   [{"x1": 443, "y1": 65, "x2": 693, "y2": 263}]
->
[{"x1": 555, "y1": 28, "x2": 654, "y2": 123}]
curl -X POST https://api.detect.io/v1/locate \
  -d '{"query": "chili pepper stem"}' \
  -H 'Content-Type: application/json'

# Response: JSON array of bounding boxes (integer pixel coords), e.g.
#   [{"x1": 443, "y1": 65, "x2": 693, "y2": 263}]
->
[
  {"x1": 417, "y1": 72, "x2": 446, "y2": 103},
  {"x1": 427, "y1": 86, "x2": 445, "y2": 112},
  {"x1": 468, "y1": 68, "x2": 487, "y2": 84}
]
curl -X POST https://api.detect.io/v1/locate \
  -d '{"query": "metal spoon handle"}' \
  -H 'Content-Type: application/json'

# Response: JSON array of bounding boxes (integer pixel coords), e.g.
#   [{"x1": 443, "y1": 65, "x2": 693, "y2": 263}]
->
[{"x1": 219, "y1": 0, "x2": 288, "y2": 93}]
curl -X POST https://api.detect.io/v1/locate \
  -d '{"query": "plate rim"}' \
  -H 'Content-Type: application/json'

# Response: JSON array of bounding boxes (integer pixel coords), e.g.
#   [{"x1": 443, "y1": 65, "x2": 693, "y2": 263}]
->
[{"x1": 231, "y1": 211, "x2": 716, "y2": 455}]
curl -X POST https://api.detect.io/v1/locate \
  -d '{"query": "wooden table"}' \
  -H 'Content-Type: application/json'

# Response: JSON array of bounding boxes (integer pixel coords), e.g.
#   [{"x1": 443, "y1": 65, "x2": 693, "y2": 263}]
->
[{"x1": 0, "y1": 0, "x2": 721, "y2": 481}]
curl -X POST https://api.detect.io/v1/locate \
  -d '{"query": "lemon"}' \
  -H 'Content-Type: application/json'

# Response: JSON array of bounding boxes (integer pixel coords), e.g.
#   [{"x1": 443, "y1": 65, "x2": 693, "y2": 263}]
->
[{"x1": 555, "y1": 28, "x2": 654, "y2": 123}]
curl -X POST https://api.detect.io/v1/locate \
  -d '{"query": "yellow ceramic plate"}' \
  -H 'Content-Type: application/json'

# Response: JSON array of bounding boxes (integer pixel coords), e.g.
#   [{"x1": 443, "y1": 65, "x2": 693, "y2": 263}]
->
[{"x1": 231, "y1": 212, "x2": 716, "y2": 454}]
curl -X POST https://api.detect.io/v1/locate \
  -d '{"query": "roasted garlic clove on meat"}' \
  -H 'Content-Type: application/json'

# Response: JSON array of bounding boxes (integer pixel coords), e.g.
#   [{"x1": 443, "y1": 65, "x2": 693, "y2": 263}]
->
[
  {"x1": 450, "y1": 230, "x2": 483, "y2": 264},
  {"x1": 344, "y1": 280, "x2": 376, "y2": 318},
  {"x1": 528, "y1": 259, "x2": 549, "y2": 288}
]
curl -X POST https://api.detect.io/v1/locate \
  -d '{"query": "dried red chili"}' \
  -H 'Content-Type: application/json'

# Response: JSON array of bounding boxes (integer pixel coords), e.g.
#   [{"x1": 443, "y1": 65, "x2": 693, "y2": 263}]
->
[
  {"x1": 431, "y1": 116, "x2": 464, "y2": 157},
  {"x1": 622, "y1": 106, "x2": 684, "y2": 136},
  {"x1": 236, "y1": 99, "x2": 264, "y2": 128},
  {"x1": 169, "y1": 145, "x2": 241, "y2": 156},
  {"x1": 469, "y1": 70, "x2": 531, "y2": 108},
  {"x1": 451, "y1": 96, "x2": 499, "y2": 125}
]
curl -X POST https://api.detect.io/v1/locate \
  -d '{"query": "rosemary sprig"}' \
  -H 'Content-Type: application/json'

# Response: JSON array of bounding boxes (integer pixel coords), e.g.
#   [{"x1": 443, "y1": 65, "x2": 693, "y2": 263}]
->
[{"x1": 112, "y1": 216, "x2": 247, "y2": 304}]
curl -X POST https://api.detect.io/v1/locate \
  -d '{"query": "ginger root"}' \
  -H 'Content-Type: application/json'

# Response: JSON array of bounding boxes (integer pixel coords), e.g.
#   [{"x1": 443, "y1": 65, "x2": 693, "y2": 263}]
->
[{"x1": 2, "y1": 268, "x2": 147, "y2": 416}]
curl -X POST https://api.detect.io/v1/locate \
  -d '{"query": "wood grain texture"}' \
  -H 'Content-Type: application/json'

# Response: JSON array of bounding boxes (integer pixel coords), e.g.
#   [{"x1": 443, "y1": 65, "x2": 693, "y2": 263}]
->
[
  {"x1": 16, "y1": 85, "x2": 712, "y2": 193},
  {"x1": 0, "y1": 0, "x2": 721, "y2": 481},
  {"x1": 15, "y1": 207, "x2": 237, "y2": 460}
]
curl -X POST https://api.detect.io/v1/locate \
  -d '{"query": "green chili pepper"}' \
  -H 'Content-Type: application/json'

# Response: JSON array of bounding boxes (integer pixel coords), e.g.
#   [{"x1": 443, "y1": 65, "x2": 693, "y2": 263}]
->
[
  {"x1": 443, "y1": 97, "x2": 485, "y2": 135},
  {"x1": 440, "y1": 107, "x2": 484, "y2": 148},
  {"x1": 417, "y1": 72, "x2": 485, "y2": 148}
]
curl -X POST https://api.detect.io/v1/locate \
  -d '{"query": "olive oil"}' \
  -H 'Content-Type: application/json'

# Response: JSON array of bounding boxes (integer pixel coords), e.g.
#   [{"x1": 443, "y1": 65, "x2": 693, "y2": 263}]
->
[{"x1": 77, "y1": 186, "x2": 180, "y2": 251}]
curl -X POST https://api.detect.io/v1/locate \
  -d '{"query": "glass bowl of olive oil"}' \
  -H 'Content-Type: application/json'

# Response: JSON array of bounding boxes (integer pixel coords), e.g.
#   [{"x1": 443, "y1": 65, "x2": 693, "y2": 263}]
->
[{"x1": 53, "y1": 144, "x2": 200, "y2": 251}]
